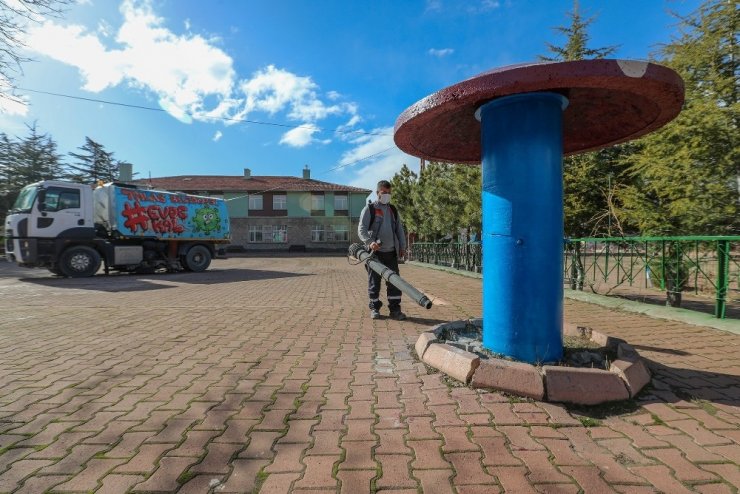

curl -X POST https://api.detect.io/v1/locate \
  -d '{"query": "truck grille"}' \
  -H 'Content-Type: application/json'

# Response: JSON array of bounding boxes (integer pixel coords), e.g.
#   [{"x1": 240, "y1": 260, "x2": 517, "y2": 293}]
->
[{"x1": 4, "y1": 230, "x2": 12, "y2": 252}]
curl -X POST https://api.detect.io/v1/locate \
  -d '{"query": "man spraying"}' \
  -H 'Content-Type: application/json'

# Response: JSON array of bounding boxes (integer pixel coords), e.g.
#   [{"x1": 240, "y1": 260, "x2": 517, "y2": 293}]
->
[{"x1": 358, "y1": 180, "x2": 407, "y2": 320}]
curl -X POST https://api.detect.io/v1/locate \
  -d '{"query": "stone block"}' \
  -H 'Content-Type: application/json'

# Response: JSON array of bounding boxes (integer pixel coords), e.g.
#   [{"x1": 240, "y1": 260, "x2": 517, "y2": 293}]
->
[
  {"x1": 415, "y1": 332, "x2": 438, "y2": 359},
  {"x1": 544, "y1": 366, "x2": 629, "y2": 405},
  {"x1": 471, "y1": 358, "x2": 544, "y2": 400},
  {"x1": 610, "y1": 359, "x2": 651, "y2": 398},
  {"x1": 588, "y1": 330, "x2": 625, "y2": 351},
  {"x1": 563, "y1": 321, "x2": 587, "y2": 338},
  {"x1": 422, "y1": 344, "x2": 480, "y2": 384}
]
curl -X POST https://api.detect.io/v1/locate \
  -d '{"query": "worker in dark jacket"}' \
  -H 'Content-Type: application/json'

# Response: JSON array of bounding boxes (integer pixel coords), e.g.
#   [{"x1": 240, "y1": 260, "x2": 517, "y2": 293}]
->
[{"x1": 358, "y1": 180, "x2": 407, "y2": 320}]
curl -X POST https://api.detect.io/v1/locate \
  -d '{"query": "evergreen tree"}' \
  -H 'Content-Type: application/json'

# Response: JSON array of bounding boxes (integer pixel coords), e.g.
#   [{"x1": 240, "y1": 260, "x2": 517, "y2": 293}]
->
[
  {"x1": 540, "y1": 0, "x2": 627, "y2": 238},
  {"x1": 390, "y1": 164, "x2": 421, "y2": 236},
  {"x1": 67, "y1": 136, "x2": 118, "y2": 183},
  {"x1": 617, "y1": 0, "x2": 739, "y2": 236},
  {"x1": 0, "y1": 131, "x2": 17, "y2": 213},
  {"x1": 539, "y1": 0, "x2": 618, "y2": 62},
  {"x1": 451, "y1": 164, "x2": 482, "y2": 238},
  {"x1": 0, "y1": 123, "x2": 63, "y2": 213}
]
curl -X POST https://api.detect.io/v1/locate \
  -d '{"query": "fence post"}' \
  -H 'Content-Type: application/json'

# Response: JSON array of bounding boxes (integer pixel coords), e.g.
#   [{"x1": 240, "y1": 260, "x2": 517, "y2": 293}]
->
[
  {"x1": 660, "y1": 240, "x2": 666, "y2": 291},
  {"x1": 715, "y1": 240, "x2": 729, "y2": 319}
]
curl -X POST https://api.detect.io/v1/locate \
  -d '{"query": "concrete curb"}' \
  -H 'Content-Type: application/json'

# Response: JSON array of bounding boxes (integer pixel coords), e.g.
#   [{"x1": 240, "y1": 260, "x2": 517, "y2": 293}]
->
[
  {"x1": 406, "y1": 260, "x2": 739, "y2": 335},
  {"x1": 415, "y1": 319, "x2": 652, "y2": 405}
]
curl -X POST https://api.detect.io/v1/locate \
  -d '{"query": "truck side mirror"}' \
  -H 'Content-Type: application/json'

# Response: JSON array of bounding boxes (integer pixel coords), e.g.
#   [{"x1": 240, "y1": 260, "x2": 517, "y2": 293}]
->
[{"x1": 37, "y1": 190, "x2": 46, "y2": 211}]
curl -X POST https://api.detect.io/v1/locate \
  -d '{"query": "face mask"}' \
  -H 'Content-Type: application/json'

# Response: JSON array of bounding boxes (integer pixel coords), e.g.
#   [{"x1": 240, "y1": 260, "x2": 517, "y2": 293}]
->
[{"x1": 379, "y1": 193, "x2": 391, "y2": 205}]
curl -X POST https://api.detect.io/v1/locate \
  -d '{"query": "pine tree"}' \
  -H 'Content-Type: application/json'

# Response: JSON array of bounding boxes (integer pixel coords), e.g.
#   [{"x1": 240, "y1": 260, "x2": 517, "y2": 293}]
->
[
  {"x1": 617, "y1": 0, "x2": 739, "y2": 236},
  {"x1": 67, "y1": 136, "x2": 118, "y2": 183},
  {"x1": 539, "y1": 0, "x2": 618, "y2": 62},
  {"x1": 0, "y1": 123, "x2": 63, "y2": 213},
  {"x1": 539, "y1": 0, "x2": 628, "y2": 239},
  {"x1": 0, "y1": 131, "x2": 17, "y2": 213},
  {"x1": 390, "y1": 164, "x2": 421, "y2": 236}
]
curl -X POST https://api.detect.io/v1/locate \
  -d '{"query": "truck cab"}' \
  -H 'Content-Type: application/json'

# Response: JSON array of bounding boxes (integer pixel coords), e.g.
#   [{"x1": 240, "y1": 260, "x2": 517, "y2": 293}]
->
[{"x1": 5, "y1": 181, "x2": 96, "y2": 270}]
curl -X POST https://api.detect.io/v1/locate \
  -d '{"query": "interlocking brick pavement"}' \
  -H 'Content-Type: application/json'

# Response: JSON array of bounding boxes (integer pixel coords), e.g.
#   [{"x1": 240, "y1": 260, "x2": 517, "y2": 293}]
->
[{"x1": 0, "y1": 256, "x2": 738, "y2": 493}]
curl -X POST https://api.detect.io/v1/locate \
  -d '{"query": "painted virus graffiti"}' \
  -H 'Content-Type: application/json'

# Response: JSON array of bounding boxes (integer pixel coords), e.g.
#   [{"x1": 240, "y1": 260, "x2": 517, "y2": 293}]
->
[{"x1": 192, "y1": 206, "x2": 222, "y2": 235}]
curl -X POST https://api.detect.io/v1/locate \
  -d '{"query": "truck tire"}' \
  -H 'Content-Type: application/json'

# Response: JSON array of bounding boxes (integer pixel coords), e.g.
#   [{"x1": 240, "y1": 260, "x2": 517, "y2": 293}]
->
[
  {"x1": 183, "y1": 245, "x2": 211, "y2": 272},
  {"x1": 59, "y1": 246, "x2": 101, "y2": 278}
]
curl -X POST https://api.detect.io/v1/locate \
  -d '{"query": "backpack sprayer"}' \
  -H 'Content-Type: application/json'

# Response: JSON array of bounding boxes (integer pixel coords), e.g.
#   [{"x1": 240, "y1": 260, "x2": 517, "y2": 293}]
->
[{"x1": 348, "y1": 243, "x2": 433, "y2": 310}]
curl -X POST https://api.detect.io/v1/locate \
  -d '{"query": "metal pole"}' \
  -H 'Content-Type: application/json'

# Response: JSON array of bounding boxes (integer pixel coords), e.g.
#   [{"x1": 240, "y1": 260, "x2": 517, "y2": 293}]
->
[
  {"x1": 478, "y1": 92, "x2": 567, "y2": 364},
  {"x1": 715, "y1": 240, "x2": 729, "y2": 319}
]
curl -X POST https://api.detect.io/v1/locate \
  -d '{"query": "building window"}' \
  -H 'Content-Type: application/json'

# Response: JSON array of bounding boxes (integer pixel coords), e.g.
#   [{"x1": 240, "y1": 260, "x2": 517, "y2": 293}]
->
[
  {"x1": 311, "y1": 194, "x2": 325, "y2": 211},
  {"x1": 269, "y1": 225, "x2": 288, "y2": 243},
  {"x1": 249, "y1": 225, "x2": 288, "y2": 243},
  {"x1": 311, "y1": 224, "x2": 325, "y2": 242},
  {"x1": 248, "y1": 225, "x2": 263, "y2": 242},
  {"x1": 249, "y1": 194, "x2": 263, "y2": 210},
  {"x1": 332, "y1": 225, "x2": 350, "y2": 242},
  {"x1": 273, "y1": 194, "x2": 287, "y2": 210},
  {"x1": 334, "y1": 194, "x2": 348, "y2": 211}
]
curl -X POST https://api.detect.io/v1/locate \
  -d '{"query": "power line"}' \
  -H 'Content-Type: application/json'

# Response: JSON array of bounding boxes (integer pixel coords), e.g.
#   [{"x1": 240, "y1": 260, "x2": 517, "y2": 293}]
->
[
  {"x1": 13, "y1": 87, "x2": 400, "y2": 198},
  {"x1": 17, "y1": 87, "x2": 392, "y2": 137}
]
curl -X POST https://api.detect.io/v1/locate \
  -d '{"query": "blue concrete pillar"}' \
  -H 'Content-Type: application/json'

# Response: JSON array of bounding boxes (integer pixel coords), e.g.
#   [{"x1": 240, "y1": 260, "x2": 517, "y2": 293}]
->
[{"x1": 478, "y1": 92, "x2": 568, "y2": 363}]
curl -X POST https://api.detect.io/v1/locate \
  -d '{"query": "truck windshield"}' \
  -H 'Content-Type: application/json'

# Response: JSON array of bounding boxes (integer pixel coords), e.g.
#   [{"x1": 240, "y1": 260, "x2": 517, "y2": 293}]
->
[{"x1": 11, "y1": 185, "x2": 39, "y2": 212}]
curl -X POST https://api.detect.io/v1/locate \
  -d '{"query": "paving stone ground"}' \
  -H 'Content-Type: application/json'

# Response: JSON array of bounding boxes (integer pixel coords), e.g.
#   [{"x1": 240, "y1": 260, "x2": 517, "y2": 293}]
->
[{"x1": 0, "y1": 255, "x2": 738, "y2": 494}]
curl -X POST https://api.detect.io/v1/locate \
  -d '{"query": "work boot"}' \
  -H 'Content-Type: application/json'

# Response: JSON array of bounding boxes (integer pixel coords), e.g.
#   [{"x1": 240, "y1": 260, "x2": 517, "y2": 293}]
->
[
  {"x1": 370, "y1": 308, "x2": 381, "y2": 320},
  {"x1": 389, "y1": 310, "x2": 407, "y2": 321}
]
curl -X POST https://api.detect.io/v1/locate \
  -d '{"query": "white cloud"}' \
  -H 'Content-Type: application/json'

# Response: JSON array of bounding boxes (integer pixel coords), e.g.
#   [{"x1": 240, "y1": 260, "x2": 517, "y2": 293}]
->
[
  {"x1": 425, "y1": 0, "x2": 443, "y2": 12},
  {"x1": 0, "y1": 76, "x2": 29, "y2": 116},
  {"x1": 279, "y1": 124, "x2": 320, "y2": 148},
  {"x1": 22, "y1": 0, "x2": 358, "y2": 148},
  {"x1": 25, "y1": 0, "x2": 236, "y2": 117},
  {"x1": 428, "y1": 48, "x2": 454, "y2": 58},
  {"x1": 234, "y1": 65, "x2": 349, "y2": 123},
  {"x1": 335, "y1": 127, "x2": 418, "y2": 191},
  {"x1": 212, "y1": 130, "x2": 223, "y2": 142}
]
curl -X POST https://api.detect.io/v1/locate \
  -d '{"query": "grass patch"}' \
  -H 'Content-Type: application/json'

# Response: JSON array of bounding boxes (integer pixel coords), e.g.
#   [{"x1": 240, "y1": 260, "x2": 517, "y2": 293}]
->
[
  {"x1": 693, "y1": 399, "x2": 718, "y2": 416},
  {"x1": 651, "y1": 413, "x2": 666, "y2": 426},
  {"x1": 177, "y1": 471, "x2": 196, "y2": 485},
  {"x1": 578, "y1": 416, "x2": 602, "y2": 427},
  {"x1": 252, "y1": 469, "x2": 269, "y2": 494}
]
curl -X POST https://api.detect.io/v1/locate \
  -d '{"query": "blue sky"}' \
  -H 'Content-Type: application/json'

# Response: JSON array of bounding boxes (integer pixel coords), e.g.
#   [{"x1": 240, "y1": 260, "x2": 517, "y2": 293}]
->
[{"x1": 2, "y1": 0, "x2": 700, "y2": 191}]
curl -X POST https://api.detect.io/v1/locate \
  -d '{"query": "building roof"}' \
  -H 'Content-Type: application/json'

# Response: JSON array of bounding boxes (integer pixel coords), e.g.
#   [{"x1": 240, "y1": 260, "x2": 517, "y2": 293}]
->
[{"x1": 133, "y1": 175, "x2": 371, "y2": 194}]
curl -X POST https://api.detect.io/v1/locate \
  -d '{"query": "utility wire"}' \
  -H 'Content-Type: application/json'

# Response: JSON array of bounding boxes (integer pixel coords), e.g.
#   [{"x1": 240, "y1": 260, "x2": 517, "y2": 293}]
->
[
  {"x1": 17, "y1": 87, "x2": 392, "y2": 137},
  {"x1": 14, "y1": 87, "x2": 399, "y2": 199}
]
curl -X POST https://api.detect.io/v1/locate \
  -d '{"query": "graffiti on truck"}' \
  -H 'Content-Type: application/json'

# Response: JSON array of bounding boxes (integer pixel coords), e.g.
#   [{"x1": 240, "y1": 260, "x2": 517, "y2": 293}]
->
[{"x1": 117, "y1": 188, "x2": 228, "y2": 239}]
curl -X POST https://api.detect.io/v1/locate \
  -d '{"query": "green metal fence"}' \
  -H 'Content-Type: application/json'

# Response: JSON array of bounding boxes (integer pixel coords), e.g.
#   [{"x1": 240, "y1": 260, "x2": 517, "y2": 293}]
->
[
  {"x1": 409, "y1": 236, "x2": 740, "y2": 319},
  {"x1": 409, "y1": 242, "x2": 483, "y2": 273}
]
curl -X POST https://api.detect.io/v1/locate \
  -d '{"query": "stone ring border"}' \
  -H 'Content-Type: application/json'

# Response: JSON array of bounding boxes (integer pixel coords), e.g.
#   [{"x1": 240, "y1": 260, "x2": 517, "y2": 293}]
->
[{"x1": 414, "y1": 320, "x2": 651, "y2": 405}]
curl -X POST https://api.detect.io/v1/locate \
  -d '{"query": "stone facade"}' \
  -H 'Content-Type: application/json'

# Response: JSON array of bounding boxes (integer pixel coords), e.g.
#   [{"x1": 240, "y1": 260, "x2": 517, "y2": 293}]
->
[{"x1": 230, "y1": 216, "x2": 363, "y2": 252}]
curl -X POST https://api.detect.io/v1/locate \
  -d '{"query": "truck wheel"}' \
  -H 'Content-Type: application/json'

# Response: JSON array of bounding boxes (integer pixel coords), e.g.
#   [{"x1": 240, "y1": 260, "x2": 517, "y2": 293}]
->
[
  {"x1": 184, "y1": 245, "x2": 211, "y2": 272},
  {"x1": 59, "y1": 246, "x2": 101, "y2": 278}
]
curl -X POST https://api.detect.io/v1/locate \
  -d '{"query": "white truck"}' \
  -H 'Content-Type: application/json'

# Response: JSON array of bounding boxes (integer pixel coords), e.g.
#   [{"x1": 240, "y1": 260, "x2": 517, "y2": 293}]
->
[{"x1": 4, "y1": 180, "x2": 230, "y2": 277}]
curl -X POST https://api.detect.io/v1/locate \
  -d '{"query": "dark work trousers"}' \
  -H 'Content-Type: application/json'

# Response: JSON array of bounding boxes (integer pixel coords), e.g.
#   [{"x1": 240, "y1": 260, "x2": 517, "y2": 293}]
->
[{"x1": 367, "y1": 250, "x2": 402, "y2": 311}]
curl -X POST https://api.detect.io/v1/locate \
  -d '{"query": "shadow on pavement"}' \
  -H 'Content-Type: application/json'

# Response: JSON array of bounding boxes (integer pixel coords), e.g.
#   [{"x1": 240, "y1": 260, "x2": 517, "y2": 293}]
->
[
  {"x1": 16, "y1": 268, "x2": 312, "y2": 292},
  {"x1": 568, "y1": 358, "x2": 739, "y2": 420},
  {"x1": 610, "y1": 292, "x2": 740, "y2": 320},
  {"x1": 631, "y1": 344, "x2": 692, "y2": 356},
  {"x1": 404, "y1": 316, "x2": 454, "y2": 326}
]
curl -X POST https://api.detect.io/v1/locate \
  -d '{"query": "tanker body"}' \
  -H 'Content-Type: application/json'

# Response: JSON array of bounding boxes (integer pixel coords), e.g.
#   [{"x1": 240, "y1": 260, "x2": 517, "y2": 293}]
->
[{"x1": 5, "y1": 180, "x2": 230, "y2": 277}]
